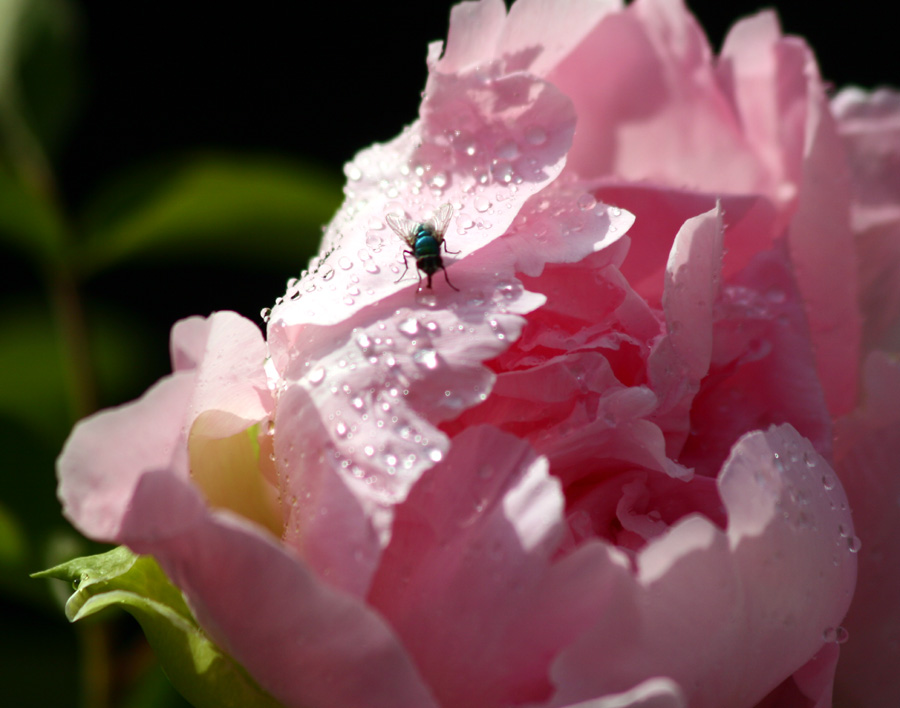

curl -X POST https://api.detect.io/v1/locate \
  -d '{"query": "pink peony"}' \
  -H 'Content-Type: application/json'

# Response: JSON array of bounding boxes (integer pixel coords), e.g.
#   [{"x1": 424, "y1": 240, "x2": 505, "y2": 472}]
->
[{"x1": 58, "y1": 0, "x2": 900, "y2": 706}]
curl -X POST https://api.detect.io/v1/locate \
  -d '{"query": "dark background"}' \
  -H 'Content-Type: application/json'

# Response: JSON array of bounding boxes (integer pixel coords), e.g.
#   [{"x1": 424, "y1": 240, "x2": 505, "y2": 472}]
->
[{"x1": 3, "y1": 1, "x2": 893, "y2": 706}]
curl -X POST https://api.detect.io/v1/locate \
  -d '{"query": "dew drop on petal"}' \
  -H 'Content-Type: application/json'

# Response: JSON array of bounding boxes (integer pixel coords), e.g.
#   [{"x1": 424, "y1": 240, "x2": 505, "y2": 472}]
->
[
  {"x1": 578, "y1": 193, "x2": 597, "y2": 211},
  {"x1": 414, "y1": 349, "x2": 439, "y2": 369},
  {"x1": 823, "y1": 626, "x2": 850, "y2": 644},
  {"x1": 525, "y1": 126, "x2": 547, "y2": 146},
  {"x1": 309, "y1": 367, "x2": 326, "y2": 384},
  {"x1": 427, "y1": 448, "x2": 443, "y2": 462},
  {"x1": 474, "y1": 196, "x2": 492, "y2": 213},
  {"x1": 399, "y1": 317, "x2": 419, "y2": 336},
  {"x1": 846, "y1": 535, "x2": 862, "y2": 553},
  {"x1": 339, "y1": 257, "x2": 353, "y2": 270}
]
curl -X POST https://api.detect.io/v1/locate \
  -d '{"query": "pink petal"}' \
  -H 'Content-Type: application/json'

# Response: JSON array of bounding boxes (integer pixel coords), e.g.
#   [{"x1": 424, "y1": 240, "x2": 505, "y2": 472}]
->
[
  {"x1": 548, "y1": 425, "x2": 857, "y2": 708},
  {"x1": 832, "y1": 352, "x2": 900, "y2": 706},
  {"x1": 58, "y1": 312, "x2": 271, "y2": 541},
  {"x1": 752, "y1": 643, "x2": 839, "y2": 708},
  {"x1": 832, "y1": 87, "x2": 900, "y2": 351},
  {"x1": 680, "y1": 246, "x2": 832, "y2": 477},
  {"x1": 120, "y1": 470, "x2": 438, "y2": 708},
  {"x1": 499, "y1": 0, "x2": 622, "y2": 77},
  {"x1": 439, "y1": 0, "x2": 507, "y2": 73},
  {"x1": 548, "y1": 0, "x2": 766, "y2": 193},
  {"x1": 369, "y1": 426, "x2": 629, "y2": 707},
  {"x1": 58, "y1": 373, "x2": 194, "y2": 540},
  {"x1": 174, "y1": 311, "x2": 272, "y2": 438},
  {"x1": 558, "y1": 678, "x2": 686, "y2": 708},
  {"x1": 261, "y1": 36, "x2": 632, "y2": 594},
  {"x1": 647, "y1": 206, "x2": 723, "y2": 455},
  {"x1": 782, "y1": 60, "x2": 861, "y2": 417}
]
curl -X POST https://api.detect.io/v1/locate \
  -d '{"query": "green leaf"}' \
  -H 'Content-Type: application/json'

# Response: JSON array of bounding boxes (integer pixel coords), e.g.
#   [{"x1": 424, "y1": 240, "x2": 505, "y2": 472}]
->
[
  {"x1": 33, "y1": 547, "x2": 286, "y2": 708},
  {"x1": 0, "y1": 0, "x2": 81, "y2": 158},
  {"x1": 77, "y1": 153, "x2": 341, "y2": 276},
  {"x1": 0, "y1": 299, "x2": 155, "y2": 443},
  {"x1": 0, "y1": 155, "x2": 67, "y2": 265}
]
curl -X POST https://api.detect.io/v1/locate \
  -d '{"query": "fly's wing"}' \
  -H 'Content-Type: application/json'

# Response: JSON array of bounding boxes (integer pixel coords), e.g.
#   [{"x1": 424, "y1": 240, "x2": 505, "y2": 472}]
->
[
  {"x1": 385, "y1": 213, "x2": 420, "y2": 247},
  {"x1": 427, "y1": 203, "x2": 454, "y2": 241}
]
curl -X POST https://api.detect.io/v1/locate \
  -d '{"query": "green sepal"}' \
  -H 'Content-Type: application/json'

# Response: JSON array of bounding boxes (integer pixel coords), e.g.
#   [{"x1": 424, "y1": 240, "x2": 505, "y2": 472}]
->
[{"x1": 33, "y1": 546, "x2": 285, "y2": 708}]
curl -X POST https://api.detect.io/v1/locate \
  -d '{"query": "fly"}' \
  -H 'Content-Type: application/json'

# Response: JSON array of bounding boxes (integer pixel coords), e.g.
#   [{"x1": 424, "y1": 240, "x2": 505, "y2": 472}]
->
[{"x1": 386, "y1": 203, "x2": 460, "y2": 291}]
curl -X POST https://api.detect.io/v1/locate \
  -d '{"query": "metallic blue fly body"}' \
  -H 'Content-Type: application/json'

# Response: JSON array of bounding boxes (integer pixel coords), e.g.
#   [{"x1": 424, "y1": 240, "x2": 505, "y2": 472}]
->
[{"x1": 386, "y1": 203, "x2": 459, "y2": 291}]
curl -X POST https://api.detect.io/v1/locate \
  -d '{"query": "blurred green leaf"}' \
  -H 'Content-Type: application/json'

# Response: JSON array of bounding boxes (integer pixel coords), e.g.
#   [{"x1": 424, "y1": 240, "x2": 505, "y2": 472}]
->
[
  {"x1": 34, "y1": 547, "x2": 286, "y2": 708},
  {"x1": 0, "y1": 0, "x2": 81, "y2": 159},
  {"x1": 0, "y1": 300, "x2": 72, "y2": 443},
  {"x1": 0, "y1": 500, "x2": 26, "y2": 565},
  {"x1": 0, "y1": 158, "x2": 67, "y2": 265},
  {"x1": 77, "y1": 153, "x2": 341, "y2": 275},
  {"x1": 0, "y1": 300, "x2": 154, "y2": 444}
]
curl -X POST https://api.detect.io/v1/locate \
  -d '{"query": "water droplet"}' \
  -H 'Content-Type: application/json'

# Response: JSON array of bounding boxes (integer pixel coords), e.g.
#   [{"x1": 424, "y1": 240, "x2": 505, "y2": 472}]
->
[
  {"x1": 356, "y1": 333, "x2": 372, "y2": 349},
  {"x1": 822, "y1": 474, "x2": 835, "y2": 490},
  {"x1": 823, "y1": 626, "x2": 850, "y2": 644},
  {"x1": 346, "y1": 165, "x2": 362, "y2": 181},
  {"x1": 430, "y1": 172, "x2": 448, "y2": 189},
  {"x1": 335, "y1": 421, "x2": 348, "y2": 437},
  {"x1": 847, "y1": 535, "x2": 862, "y2": 553},
  {"x1": 474, "y1": 196, "x2": 492, "y2": 213},
  {"x1": 364, "y1": 445, "x2": 375, "y2": 457},
  {"x1": 321, "y1": 267, "x2": 335, "y2": 281},
  {"x1": 578, "y1": 193, "x2": 597, "y2": 211},
  {"x1": 351, "y1": 397, "x2": 364, "y2": 409},
  {"x1": 260, "y1": 307, "x2": 272, "y2": 322},
  {"x1": 496, "y1": 139, "x2": 520, "y2": 160},
  {"x1": 414, "y1": 349, "x2": 439, "y2": 369},
  {"x1": 427, "y1": 448, "x2": 443, "y2": 462},
  {"x1": 524, "y1": 126, "x2": 547, "y2": 146},
  {"x1": 338, "y1": 257, "x2": 353, "y2": 270},
  {"x1": 399, "y1": 317, "x2": 419, "y2": 336},
  {"x1": 309, "y1": 367, "x2": 325, "y2": 384}
]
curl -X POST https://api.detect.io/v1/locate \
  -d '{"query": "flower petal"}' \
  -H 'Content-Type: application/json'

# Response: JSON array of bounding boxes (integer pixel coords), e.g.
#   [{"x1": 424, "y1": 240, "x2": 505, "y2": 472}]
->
[
  {"x1": 548, "y1": 425, "x2": 856, "y2": 708},
  {"x1": 832, "y1": 86, "x2": 900, "y2": 352},
  {"x1": 833, "y1": 352, "x2": 900, "y2": 706},
  {"x1": 120, "y1": 470, "x2": 439, "y2": 708},
  {"x1": 369, "y1": 426, "x2": 631, "y2": 707}
]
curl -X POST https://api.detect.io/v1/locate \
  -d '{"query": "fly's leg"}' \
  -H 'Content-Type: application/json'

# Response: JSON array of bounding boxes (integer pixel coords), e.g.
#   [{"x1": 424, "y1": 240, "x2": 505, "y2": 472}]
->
[
  {"x1": 395, "y1": 250, "x2": 415, "y2": 283},
  {"x1": 441, "y1": 265, "x2": 460, "y2": 292}
]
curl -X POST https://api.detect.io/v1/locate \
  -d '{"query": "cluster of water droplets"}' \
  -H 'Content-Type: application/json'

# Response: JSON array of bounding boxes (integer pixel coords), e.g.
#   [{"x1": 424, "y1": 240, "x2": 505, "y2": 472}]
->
[{"x1": 765, "y1": 440, "x2": 861, "y2": 570}]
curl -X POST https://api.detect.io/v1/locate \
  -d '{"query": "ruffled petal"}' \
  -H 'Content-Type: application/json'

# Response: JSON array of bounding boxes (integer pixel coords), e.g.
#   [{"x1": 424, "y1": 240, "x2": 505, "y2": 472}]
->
[
  {"x1": 833, "y1": 352, "x2": 900, "y2": 706},
  {"x1": 548, "y1": 425, "x2": 856, "y2": 708},
  {"x1": 120, "y1": 470, "x2": 439, "y2": 708}
]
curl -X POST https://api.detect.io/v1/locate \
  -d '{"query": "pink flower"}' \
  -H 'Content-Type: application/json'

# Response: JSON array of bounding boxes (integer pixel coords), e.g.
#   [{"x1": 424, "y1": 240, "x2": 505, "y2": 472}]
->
[{"x1": 58, "y1": 0, "x2": 900, "y2": 706}]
